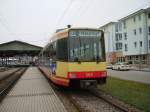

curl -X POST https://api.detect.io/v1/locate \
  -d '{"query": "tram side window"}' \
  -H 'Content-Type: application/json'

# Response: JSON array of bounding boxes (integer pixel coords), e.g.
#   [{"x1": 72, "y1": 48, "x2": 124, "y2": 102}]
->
[
  {"x1": 99, "y1": 43, "x2": 102, "y2": 58},
  {"x1": 49, "y1": 44, "x2": 53, "y2": 56},
  {"x1": 56, "y1": 38, "x2": 68, "y2": 61},
  {"x1": 101, "y1": 35, "x2": 106, "y2": 61},
  {"x1": 48, "y1": 43, "x2": 56, "y2": 59},
  {"x1": 43, "y1": 51, "x2": 49, "y2": 67}
]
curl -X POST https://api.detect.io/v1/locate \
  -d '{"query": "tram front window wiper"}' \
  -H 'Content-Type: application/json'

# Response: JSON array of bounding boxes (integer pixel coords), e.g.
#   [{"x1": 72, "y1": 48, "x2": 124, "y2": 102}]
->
[
  {"x1": 96, "y1": 56, "x2": 100, "y2": 62},
  {"x1": 74, "y1": 57, "x2": 81, "y2": 64}
]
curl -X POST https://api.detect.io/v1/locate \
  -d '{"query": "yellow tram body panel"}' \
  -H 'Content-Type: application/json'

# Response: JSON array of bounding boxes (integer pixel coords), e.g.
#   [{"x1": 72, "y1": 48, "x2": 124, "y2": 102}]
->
[
  {"x1": 56, "y1": 61, "x2": 68, "y2": 78},
  {"x1": 56, "y1": 61, "x2": 107, "y2": 78}
]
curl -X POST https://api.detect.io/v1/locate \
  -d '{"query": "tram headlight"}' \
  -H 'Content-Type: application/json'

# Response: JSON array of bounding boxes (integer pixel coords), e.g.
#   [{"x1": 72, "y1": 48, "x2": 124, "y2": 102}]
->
[
  {"x1": 101, "y1": 71, "x2": 107, "y2": 77},
  {"x1": 69, "y1": 73, "x2": 77, "y2": 78}
]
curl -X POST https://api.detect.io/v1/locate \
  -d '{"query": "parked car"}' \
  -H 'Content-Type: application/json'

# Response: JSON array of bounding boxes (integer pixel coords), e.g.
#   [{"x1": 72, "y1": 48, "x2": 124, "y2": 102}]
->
[
  {"x1": 112, "y1": 63, "x2": 130, "y2": 71},
  {"x1": 107, "y1": 64, "x2": 113, "y2": 69}
]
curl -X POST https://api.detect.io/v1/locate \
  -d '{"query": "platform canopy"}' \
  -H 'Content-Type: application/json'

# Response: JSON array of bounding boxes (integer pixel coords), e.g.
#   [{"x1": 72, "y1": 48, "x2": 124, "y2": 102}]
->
[{"x1": 0, "y1": 40, "x2": 43, "y2": 57}]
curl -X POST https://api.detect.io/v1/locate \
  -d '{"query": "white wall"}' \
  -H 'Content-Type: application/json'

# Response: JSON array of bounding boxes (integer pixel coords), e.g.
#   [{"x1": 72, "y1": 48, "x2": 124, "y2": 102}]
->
[
  {"x1": 101, "y1": 23, "x2": 116, "y2": 53},
  {"x1": 147, "y1": 11, "x2": 150, "y2": 53},
  {"x1": 100, "y1": 8, "x2": 150, "y2": 60},
  {"x1": 121, "y1": 11, "x2": 149, "y2": 56}
]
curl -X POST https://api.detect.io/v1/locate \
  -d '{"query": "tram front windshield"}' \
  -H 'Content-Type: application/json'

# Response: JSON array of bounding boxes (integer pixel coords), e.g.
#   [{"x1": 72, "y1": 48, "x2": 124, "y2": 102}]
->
[{"x1": 69, "y1": 30, "x2": 105, "y2": 62}]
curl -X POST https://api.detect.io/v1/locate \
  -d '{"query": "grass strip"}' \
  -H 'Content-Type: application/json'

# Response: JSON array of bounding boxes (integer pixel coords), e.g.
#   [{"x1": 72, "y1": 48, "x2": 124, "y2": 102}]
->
[{"x1": 99, "y1": 77, "x2": 150, "y2": 112}]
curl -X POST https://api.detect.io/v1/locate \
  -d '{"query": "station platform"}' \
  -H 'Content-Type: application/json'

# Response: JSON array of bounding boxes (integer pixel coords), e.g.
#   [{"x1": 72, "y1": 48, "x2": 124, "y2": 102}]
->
[{"x1": 0, "y1": 67, "x2": 67, "y2": 112}]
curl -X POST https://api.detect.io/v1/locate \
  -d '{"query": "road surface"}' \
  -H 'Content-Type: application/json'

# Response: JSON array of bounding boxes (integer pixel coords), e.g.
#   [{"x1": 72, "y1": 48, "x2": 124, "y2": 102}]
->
[{"x1": 107, "y1": 69, "x2": 150, "y2": 84}]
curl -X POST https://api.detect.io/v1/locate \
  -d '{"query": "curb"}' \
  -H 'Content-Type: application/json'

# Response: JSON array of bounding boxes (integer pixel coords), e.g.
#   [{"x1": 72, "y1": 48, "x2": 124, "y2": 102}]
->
[{"x1": 131, "y1": 69, "x2": 150, "y2": 72}]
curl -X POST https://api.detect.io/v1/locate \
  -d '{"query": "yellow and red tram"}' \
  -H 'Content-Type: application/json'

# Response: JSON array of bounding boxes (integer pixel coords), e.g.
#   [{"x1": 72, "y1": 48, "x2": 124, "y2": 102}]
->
[{"x1": 38, "y1": 27, "x2": 107, "y2": 88}]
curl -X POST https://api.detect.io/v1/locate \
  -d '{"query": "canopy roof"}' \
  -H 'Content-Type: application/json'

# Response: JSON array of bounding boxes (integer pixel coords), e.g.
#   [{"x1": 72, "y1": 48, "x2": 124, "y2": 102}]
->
[{"x1": 0, "y1": 40, "x2": 43, "y2": 57}]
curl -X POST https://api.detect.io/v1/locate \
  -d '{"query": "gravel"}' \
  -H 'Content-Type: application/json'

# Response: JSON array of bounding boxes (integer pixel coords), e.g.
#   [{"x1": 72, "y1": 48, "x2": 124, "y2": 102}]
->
[{"x1": 69, "y1": 90, "x2": 123, "y2": 112}]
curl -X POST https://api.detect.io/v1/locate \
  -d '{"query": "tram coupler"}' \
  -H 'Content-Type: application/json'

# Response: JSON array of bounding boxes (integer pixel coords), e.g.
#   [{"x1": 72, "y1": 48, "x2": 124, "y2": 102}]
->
[{"x1": 80, "y1": 80, "x2": 97, "y2": 88}]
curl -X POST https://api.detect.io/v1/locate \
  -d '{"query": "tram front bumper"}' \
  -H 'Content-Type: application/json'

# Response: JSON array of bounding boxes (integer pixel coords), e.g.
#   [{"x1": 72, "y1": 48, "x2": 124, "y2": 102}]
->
[{"x1": 80, "y1": 80, "x2": 97, "y2": 88}]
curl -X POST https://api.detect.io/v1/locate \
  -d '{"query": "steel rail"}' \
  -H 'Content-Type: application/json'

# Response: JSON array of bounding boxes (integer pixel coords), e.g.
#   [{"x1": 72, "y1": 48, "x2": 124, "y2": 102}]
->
[
  {"x1": 0, "y1": 68, "x2": 27, "y2": 102},
  {"x1": 88, "y1": 88, "x2": 140, "y2": 112}
]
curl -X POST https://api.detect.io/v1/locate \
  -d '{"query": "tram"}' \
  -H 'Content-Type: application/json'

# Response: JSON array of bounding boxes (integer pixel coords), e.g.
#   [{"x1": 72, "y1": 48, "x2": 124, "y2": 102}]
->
[{"x1": 38, "y1": 27, "x2": 107, "y2": 88}]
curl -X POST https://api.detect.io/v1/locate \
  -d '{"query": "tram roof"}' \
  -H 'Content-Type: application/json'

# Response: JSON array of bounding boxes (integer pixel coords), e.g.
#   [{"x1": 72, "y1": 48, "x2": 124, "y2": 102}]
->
[
  {"x1": 40, "y1": 27, "x2": 103, "y2": 55},
  {"x1": 50, "y1": 27, "x2": 102, "y2": 42},
  {"x1": 56, "y1": 27, "x2": 102, "y2": 33}
]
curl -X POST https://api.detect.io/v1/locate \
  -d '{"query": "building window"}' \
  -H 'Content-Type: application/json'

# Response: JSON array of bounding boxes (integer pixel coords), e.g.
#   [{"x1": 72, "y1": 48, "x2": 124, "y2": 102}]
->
[
  {"x1": 143, "y1": 56, "x2": 146, "y2": 60},
  {"x1": 116, "y1": 43, "x2": 118, "y2": 50},
  {"x1": 119, "y1": 43, "x2": 122, "y2": 49},
  {"x1": 129, "y1": 56, "x2": 132, "y2": 60},
  {"x1": 119, "y1": 34, "x2": 122, "y2": 40},
  {"x1": 134, "y1": 42, "x2": 137, "y2": 48},
  {"x1": 124, "y1": 32, "x2": 127, "y2": 40},
  {"x1": 116, "y1": 43, "x2": 122, "y2": 50},
  {"x1": 119, "y1": 23, "x2": 122, "y2": 31},
  {"x1": 123, "y1": 21, "x2": 126, "y2": 29},
  {"x1": 148, "y1": 13, "x2": 150, "y2": 19},
  {"x1": 125, "y1": 44, "x2": 128, "y2": 51},
  {"x1": 149, "y1": 40, "x2": 150, "y2": 49},
  {"x1": 139, "y1": 28, "x2": 142, "y2": 34},
  {"x1": 133, "y1": 17, "x2": 136, "y2": 22},
  {"x1": 149, "y1": 26, "x2": 150, "y2": 35},
  {"x1": 140, "y1": 41, "x2": 142, "y2": 47},
  {"x1": 134, "y1": 29, "x2": 136, "y2": 35},
  {"x1": 115, "y1": 34, "x2": 118, "y2": 41},
  {"x1": 138, "y1": 14, "x2": 141, "y2": 21},
  {"x1": 115, "y1": 24, "x2": 118, "y2": 32},
  {"x1": 136, "y1": 56, "x2": 138, "y2": 60}
]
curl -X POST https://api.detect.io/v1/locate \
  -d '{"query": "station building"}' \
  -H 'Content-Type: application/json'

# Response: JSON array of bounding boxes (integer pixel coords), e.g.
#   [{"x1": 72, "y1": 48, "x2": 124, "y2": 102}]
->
[{"x1": 0, "y1": 40, "x2": 42, "y2": 66}]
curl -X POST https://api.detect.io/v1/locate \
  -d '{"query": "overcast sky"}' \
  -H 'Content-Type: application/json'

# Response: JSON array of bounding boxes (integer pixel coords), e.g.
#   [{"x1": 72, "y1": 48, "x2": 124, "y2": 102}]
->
[{"x1": 0, "y1": 0, "x2": 149, "y2": 47}]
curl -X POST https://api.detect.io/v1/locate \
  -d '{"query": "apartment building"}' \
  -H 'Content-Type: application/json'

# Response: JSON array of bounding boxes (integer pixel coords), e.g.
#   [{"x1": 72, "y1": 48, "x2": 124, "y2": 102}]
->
[
  {"x1": 100, "y1": 7, "x2": 150, "y2": 64},
  {"x1": 100, "y1": 22, "x2": 118, "y2": 63},
  {"x1": 119, "y1": 7, "x2": 150, "y2": 64}
]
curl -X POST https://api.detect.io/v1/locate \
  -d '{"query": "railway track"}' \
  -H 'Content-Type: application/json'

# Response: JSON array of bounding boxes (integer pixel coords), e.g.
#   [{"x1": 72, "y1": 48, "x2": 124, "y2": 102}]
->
[
  {"x1": 59, "y1": 89, "x2": 123, "y2": 112},
  {"x1": 41, "y1": 72, "x2": 121, "y2": 112},
  {"x1": 51, "y1": 86, "x2": 141, "y2": 112},
  {"x1": 0, "y1": 67, "x2": 27, "y2": 102},
  {"x1": 0, "y1": 67, "x2": 10, "y2": 72},
  {"x1": 45, "y1": 81, "x2": 124, "y2": 112},
  {"x1": 0, "y1": 68, "x2": 22, "y2": 81},
  {"x1": 88, "y1": 88, "x2": 141, "y2": 112},
  {"x1": 40, "y1": 69, "x2": 140, "y2": 112}
]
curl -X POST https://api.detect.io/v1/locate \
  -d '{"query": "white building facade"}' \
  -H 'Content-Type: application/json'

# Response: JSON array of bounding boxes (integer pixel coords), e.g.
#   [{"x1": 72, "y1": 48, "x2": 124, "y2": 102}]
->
[
  {"x1": 100, "y1": 7, "x2": 150, "y2": 64},
  {"x1": 100, "y1": 22, "x2": 118, "y2": 63},
  {"x1": 119, "y1": 8, "x2": 150, "y2": 64}
]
